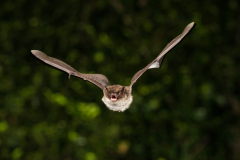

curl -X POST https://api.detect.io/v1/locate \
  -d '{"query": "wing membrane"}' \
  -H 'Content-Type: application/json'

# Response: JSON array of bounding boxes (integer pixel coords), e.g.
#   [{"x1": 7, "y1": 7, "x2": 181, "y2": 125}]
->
[
  {"x1": 32, "y1": 50, "x2": 110, "y2": 90},
  {"x1": 130, "y1": 22, "x2": 194, "y2": 87}
]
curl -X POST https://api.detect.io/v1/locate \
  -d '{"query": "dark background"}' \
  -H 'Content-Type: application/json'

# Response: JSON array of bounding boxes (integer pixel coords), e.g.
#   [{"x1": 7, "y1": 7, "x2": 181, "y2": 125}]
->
[{"x1": 0, "y1": 0, "x2": 240, "y2": 160}]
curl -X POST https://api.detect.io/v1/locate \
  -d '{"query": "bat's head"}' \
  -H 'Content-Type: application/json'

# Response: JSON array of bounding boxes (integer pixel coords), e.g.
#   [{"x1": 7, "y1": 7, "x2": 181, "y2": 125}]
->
[{"x1": 102, "y1": 85, "x2": 133, "y2": 112}]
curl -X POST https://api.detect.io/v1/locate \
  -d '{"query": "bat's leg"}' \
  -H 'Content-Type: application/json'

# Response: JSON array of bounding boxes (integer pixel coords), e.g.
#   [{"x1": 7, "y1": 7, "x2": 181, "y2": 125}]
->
[
  {"x1": 68, "y1": 72, "x2": 74, "y2": 79},
  {"x1": 119, "y1": 110, "x2": 120, "y2": 112}
]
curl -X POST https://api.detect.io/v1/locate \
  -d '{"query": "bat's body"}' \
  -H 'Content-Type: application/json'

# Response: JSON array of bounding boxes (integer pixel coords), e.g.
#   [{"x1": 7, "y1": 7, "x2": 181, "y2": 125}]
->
[
  {"x1": 32, "y1": 22, "x2": 194, "y2": 112},
  {"x1": 102, "y1": 85, "x2": 132, "y2": 112}
]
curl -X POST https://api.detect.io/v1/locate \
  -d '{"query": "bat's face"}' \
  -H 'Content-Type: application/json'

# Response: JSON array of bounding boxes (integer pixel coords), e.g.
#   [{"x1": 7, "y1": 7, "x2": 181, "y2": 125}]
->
[{"x1": 102, "y1": 85, "x2": 133, "y2": 112}]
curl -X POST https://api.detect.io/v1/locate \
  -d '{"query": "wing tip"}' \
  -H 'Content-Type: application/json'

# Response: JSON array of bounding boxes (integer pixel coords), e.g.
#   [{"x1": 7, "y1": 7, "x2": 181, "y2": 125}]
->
[
  {"x1": 31, "y1": 50, "x2": 48, "y2": 59},
  {"x1": 183, "y1": 22, "x2": 195, "y2": 34},
  {"x1": 188, "y1": 22, "x2": 195, "y2": 28},
  {"x1": 31, "y1": 50, "x2": 40, "y2": 55}
]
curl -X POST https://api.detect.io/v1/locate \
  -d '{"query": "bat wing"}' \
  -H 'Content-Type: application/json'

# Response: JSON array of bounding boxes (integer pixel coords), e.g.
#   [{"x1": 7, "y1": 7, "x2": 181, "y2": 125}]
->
[
  {"x1": 31, "y1": 50, "x2": 110, "y2": 90},
  {"x1": 129, "y1": 22, "x2": 195, "y2": 87}
]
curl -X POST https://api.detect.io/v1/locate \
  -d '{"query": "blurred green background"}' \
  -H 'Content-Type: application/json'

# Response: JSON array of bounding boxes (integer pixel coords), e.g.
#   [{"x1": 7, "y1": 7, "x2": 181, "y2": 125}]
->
[{"x1": 0, "y1": 0, "x2": 239, "y2": 160}]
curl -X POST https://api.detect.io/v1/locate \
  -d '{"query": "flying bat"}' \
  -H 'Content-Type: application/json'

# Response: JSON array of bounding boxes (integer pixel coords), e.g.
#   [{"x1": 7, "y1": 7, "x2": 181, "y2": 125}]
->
[{"x1": 32, "y1": 22, "x2": 194, "y2": 112}]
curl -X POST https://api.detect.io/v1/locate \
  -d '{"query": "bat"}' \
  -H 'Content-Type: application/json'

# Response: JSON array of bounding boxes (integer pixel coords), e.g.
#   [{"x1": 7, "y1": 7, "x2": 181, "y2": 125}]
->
[{"x1": 31, "y1": 22, "x2": 194, "y2": 112}]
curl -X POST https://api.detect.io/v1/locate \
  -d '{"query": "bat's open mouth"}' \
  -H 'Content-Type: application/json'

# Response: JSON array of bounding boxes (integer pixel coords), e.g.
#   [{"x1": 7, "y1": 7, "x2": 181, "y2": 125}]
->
[{"x1": 111, "y1": 95, "x2": 117, "y2": 101}]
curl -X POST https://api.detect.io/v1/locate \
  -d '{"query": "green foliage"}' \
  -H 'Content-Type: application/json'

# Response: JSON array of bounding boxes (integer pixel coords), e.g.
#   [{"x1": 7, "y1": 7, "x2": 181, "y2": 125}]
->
[{"x1": 0, "y1": 0, "x2": 240, "y2": 159}]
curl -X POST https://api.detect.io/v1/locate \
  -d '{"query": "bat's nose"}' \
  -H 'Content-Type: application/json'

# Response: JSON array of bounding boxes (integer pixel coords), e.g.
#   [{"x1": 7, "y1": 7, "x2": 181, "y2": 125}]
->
[{"x1": 111, "y1": 93, "x2": 117, "y2": 96}]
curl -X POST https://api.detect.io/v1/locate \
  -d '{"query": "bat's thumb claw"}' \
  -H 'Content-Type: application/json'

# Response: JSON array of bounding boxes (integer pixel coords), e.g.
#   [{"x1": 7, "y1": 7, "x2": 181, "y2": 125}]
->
[{"x1": 68, "y1": 74, "x2": 71, "y2": 79}]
